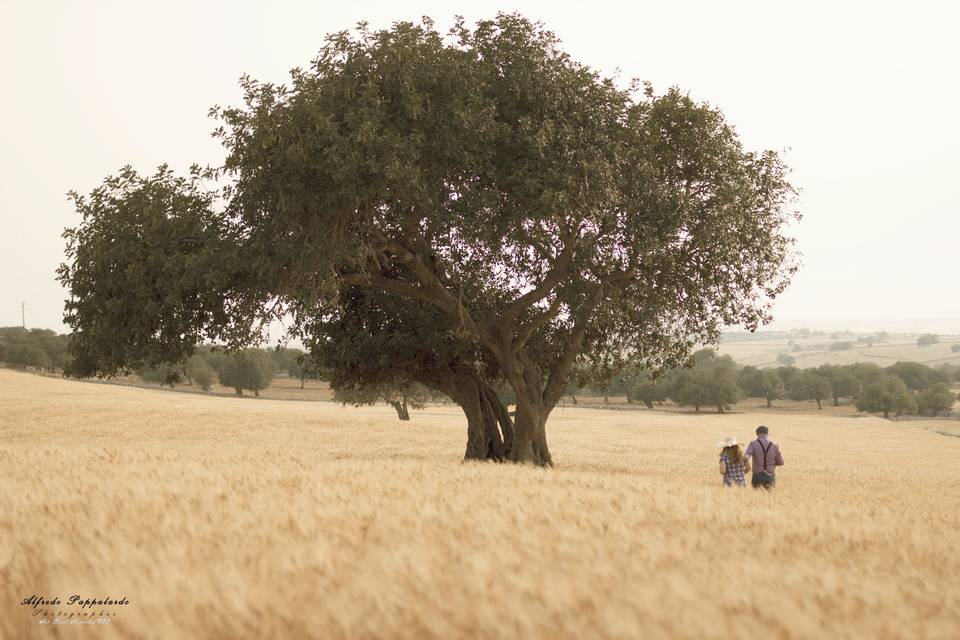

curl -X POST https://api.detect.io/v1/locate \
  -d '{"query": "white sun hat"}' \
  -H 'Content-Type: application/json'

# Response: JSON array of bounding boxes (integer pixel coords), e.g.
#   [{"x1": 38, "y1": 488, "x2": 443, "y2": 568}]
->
[{"x1": 716, "y1": 436, "x2": 738, "y2": 448}]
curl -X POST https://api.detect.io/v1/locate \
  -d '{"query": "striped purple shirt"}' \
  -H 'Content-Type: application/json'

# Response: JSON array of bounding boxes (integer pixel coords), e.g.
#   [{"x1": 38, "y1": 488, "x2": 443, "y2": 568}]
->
[{"x1": 745, "y1": 436, "x2": 784, "y2": 475}]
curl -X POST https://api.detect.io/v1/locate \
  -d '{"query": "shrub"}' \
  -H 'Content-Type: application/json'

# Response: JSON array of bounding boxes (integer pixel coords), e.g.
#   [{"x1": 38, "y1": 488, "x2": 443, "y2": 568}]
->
[
  {"x1": 917, "y1": 334, "x2": 939, "y2": 347},
  {"x1": 776, "y1": 353, "x2": 796, "y2": 366}
]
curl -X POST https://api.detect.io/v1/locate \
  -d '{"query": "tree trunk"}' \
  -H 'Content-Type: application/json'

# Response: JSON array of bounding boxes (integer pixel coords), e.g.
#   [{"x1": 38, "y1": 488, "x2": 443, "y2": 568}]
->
[
  {"x1": 766, "y1": 397, "x2": 772, "y2": 408},
  {"x1": 882, "y1": 410, "x2": 890, "y2": 419},
  {"x1": 643, "y1": 400, "x2": 654, "y2": 409},
  {"x1": 571, "y1": 395, "x2": 578, "y2": 405},
  {"x1": 452, "y1": 372, "x2": 512, "y2": 461},
  {"x1": 833, "y1": 394, "x2": 839, "y2": 407},
  {"x1": 816, "y1": 398, "x2": 822, "y2": 410},
  {"x1": 509, "y1": 399, "x2": 551, "y2": 466},
  {"x1": 388, "y1": 400, "x2": 410, "y2": 421},
  {"x1": 234, "y1": 388, "x2": 243, "y2": 396},
  {"x1": 603, "y1": 390, "x2": 609, "y2": 404},
  {"x1": 419, "y1": 366, "x2": 513, "y2": 462},
  {"x1": 300, "y1": 376, "x2": 305, "y2": 389},
  {"x1": 716, "y1": 404, "x2": 725, "y2": 414},
  {"x1": 254, "y1": 389, "x2": 260, "y2": 397}
]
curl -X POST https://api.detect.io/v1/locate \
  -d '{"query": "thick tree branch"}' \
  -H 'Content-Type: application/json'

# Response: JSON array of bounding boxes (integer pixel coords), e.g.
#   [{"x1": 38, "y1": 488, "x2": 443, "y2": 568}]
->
[
  {"x1": 365, "y1": 228, "x2": 497, "y2": 349},
  {"x1": 501, "y1": 233, "x2": 576, "y2": 322},
  {"x1": 340, "y1": 273, "x2": 441, "y2": 307},
  {"x1": 512, "y1": 297, "x2": 563, "y2": 353}
]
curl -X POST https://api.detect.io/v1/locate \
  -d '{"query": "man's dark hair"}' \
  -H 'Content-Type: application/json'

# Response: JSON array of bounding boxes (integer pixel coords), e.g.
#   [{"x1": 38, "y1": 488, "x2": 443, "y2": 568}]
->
[{"x1": 756, "y1": 425, "x2": 769, "y2": 435}]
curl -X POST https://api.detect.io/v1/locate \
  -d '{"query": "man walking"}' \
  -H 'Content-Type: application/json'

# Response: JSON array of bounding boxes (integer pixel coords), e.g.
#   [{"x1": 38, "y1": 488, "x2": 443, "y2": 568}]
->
[{"x1": 745, "y1": 425, "x2": 783, "y2": 489}]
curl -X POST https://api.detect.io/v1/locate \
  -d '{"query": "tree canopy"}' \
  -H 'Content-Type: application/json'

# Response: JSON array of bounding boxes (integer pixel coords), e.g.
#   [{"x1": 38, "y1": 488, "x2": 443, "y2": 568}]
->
[{"x1": 57, "y1": 14, "x2": 799, "y2": 465}]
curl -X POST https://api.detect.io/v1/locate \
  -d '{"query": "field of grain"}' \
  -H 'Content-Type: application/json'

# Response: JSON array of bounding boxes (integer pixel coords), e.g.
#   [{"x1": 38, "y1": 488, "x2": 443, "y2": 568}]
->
[{"x1": 2, "y1": 369, "x2": 959, "y2": 639}]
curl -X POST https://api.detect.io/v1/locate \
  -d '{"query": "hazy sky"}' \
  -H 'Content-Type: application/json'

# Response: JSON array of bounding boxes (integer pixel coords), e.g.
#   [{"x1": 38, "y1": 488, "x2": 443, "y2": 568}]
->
[{"x1": 2, "y1": 1, "x2": 958, "y2": 334}]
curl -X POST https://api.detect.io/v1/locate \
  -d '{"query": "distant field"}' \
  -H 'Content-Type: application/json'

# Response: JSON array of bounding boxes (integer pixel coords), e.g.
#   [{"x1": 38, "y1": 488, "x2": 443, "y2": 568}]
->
[
  {"x1": 718, "y1": 334, "x2": 960, "y2": 369},
  {"x1": 2, "y1": 369, "x2": 959, "y2": 639},
  {"x1": 71, "y1": 373, "x2": 338, "y2": 402}
]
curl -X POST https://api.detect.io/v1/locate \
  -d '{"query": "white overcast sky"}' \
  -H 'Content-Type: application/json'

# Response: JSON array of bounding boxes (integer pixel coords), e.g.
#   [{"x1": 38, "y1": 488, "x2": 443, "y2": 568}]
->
[{"x1": 1, "y1": 0, "x2": 958, "y2": 334}]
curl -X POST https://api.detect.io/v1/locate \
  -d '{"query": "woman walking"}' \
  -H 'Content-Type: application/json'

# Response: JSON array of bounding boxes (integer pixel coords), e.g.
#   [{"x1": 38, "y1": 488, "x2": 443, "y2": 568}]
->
[{"x1": 717, "y1": 436, "x2": 750, "y2": 487}]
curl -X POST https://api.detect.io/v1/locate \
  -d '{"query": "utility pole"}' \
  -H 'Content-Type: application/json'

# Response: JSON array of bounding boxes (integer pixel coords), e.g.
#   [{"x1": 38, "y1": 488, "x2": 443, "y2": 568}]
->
[{"x1": 19, "y1": 302, "x2": 27, "y2": 329}]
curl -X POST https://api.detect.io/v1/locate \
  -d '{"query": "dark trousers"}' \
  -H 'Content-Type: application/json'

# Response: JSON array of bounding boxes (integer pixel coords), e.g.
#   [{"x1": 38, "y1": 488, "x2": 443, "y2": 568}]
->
[{"x1": 751, "y1": 472, "x2": 776, "y2": 489}]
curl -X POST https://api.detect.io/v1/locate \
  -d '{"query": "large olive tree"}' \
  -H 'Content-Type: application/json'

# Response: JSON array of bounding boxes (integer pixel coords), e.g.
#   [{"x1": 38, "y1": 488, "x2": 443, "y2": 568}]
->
[{"x1": 59, "y1": 14, "x2": 798, "y2": 466}]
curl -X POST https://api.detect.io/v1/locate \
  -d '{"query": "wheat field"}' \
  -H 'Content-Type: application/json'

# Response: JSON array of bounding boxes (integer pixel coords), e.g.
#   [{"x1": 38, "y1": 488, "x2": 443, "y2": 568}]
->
[{"x1": 2, "y1": 369, "x2": 959, "y2": 640}]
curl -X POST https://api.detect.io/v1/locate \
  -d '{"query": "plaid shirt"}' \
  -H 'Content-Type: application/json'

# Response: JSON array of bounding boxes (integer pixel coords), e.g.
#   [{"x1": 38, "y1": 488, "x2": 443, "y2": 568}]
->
[{"x1": 719, "y1": 452, "x2": 747, "y2": 487}]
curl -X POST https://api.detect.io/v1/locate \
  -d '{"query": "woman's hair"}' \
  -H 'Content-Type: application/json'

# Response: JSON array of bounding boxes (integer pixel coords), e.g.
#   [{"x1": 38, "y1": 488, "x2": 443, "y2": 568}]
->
[{"x1": 722, "y1": 445, "x2": 743, "y2": 464}]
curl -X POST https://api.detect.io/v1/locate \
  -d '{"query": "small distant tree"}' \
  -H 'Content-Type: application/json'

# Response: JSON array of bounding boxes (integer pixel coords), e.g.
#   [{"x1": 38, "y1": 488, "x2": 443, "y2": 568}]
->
[
  {"x1": 738, "y1": 366, "x2": 765, "y2": 397},
  {"x1": 916, "y1": 383, "x2": 955, "y2": 416},
  {"x1": 190, "y1": 361, "x2": 217, "y2": 392},
  {"x1": 828, "y1": 369, "x2": 861, "y2": 406},
  {"x1": 760, "y1": 370, "x2": 786, "y2": 407},
  {"x1": 630, "y1": 377, "x2": 667, "y2": 409},
  {"x1": 856, "y1": 374, "x2": 917, "y2": 419},
  {"x1": 775, "y1": 365, "x2": 800, "y2": 392},
  {"x1": 776, "y1": 353, "x2": 796, "y2": 366},
  {"x1": 951, "y1": 344, "x2": 960, "y2": 353},
  {"x1": 917, "y1": 334, "x2": 939, "y2": 347},
  {"x1": 667, "y1": 351, "x2": 742, "y2": 413},
  {"x1": 333, "y1": 381, "x2": 433, "y2": 421},
  {"x1": 268, "y1": 347, "x2": 304, "y2": 378},
  {"x1": 282, "y1": 350, "x2": 323, "y2": 389},
  {"x1": 218, "y1": 349, "x2": 276, "y2": 396},
  {"x1": 829, "y1": 341, "x2": 852, "y2": 351},
  {"x1": 790, "y1": 370, "x2": 832, "y2": 409},
  {"x1": 738, "y1": 366, "x2": 785, "y2": 407}
]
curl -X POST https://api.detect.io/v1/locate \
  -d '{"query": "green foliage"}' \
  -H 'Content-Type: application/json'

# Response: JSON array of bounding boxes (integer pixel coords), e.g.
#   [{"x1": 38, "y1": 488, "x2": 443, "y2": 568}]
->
[
  {"x1": 916, "y1": 334, "x2": 939, "y2": 347},
  {"x1": 885, "y1": 361, "x2": 946, "y2": 391},
  {"x1": 666, "y1": 350, "x2": 742, "y2": 413},
  {"x1": 856, "y1": 374, "x2": 917, "y2": 418},
  {"x1": 916, "y1": 383, "x2": 955, "y2": 416},
  {"x1": 775, "y1": 365, "x2": 800, "y2": 391},
  {"x1": 137, "y1": 362, "x2": 182, "y2": 387},
  {"x1": 789, "y1": 370, "x2": 833, "y2": 409},
  {"x1": 3, "y1": 342, "x2": 52, "y2": 370},
  {"x1": 737, "y1": 366, "x2": 784, "y2": 406},
  {"x1": 630, "y1": 375, "x2": 667, "y2": 409},
  {"x1": 737, "y1": 366, "x2": 766, "y2": 397},
  {"x1": 848, "y1": 362, "x2": 885, "y2": 387},
  {"x1": 819, "y1": 366, "x2": 861, "y2": 405},
  {"x1": 187, "y1": 358, "x2": 217, "y2": 392},
  {"x1": 776, "y1": 353, "x2": 796, "y2": 366},
  {"x1": 0, "y1": 327, "x2": 71, "y2": 370},
  {"x1": 56, "y1": 166, "x2": 250, "y2": 378},
  {"x1": 217, "y1": 349, "x2": 276, "y2": 396}
]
